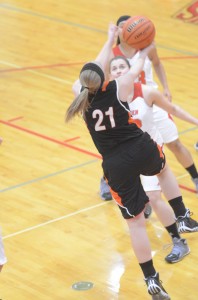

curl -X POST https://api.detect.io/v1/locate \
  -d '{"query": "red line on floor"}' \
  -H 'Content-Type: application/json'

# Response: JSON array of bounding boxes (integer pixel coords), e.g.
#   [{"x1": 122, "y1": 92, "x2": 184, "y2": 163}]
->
[
  {"x1": 0, "y1": 120, "x2": 101, "y2": 159},
  {"x1": 179, "y1": 184, "x2": 197, "y2": 194},
  {"x1": 1, "y1": 119, "x2": 196, "y2": 194},
  {"x1": 7, "y1": 116, "x2": 24, "y2": 122},
  {"x1": 63, "y1": 137, "x2": 80, "y2": 142},
  {"x1": 0, "y1": 56, "x2": 198, "y2": 74},
  {"x1": 161, "y1": 56, "x2": 198, "y2": 60},
  {"x1": 0, "y1": 62, "x2": 85, "y2": 73}
]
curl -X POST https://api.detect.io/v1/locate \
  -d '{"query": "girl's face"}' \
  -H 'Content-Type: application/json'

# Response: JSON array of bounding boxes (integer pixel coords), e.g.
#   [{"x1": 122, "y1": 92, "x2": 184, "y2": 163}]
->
[{"x1": 110, "y1": 58, "x2": 130, "y2": 79}]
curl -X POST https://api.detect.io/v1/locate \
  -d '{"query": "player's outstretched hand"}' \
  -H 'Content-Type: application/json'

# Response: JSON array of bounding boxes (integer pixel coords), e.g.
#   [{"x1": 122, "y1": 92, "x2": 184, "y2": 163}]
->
[{"x1": 108, "y1": 23, "x2": 118, "y2": 45}]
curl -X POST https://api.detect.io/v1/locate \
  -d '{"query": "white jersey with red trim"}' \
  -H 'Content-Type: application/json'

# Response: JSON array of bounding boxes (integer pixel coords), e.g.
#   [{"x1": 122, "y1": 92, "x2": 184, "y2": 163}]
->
[
  {"x1": 112, "y1": 46, "x2": 179, "y2": 144},
  {"x1": 128, "y1": 51, "x2": 158, "y2": 88},
  {"x1": 129, "y1": 53, "x2": 179, "y2": 144},
  {"x1": 129, "y1": 83, "x2": 162, "y2": 192},
  {"x1": 129, "y1": 83, "x2": 163, "y2": 146}
]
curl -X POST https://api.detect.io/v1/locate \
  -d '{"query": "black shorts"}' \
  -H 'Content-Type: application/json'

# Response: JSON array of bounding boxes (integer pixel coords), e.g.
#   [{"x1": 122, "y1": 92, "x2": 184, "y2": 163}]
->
[{"x1": 102, "y1": 132, "x2": 165, "y2": 219}]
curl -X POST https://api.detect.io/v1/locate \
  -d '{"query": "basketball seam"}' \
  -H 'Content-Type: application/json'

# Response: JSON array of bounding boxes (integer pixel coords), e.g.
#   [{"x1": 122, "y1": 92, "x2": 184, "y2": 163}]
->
[
  {"x1": 124, "y1": 20, "x2": 152, "y2": 42},
  {"x1": 128, "y1": 27, "x2": 155, "y2": 46}
]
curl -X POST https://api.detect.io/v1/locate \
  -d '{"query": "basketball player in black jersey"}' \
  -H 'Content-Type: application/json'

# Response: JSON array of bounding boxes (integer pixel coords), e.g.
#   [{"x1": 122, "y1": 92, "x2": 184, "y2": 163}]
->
[{"x1": 66, "y1": 24, "x2": 170, "y2": 300}]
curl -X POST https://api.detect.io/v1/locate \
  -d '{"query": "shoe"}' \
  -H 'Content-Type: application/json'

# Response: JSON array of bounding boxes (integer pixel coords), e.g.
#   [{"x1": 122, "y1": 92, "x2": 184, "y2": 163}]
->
[
  {"x1": 165, "y1": 237, "x2": 190, "y2": 263},
  {"x1": 151, "y1": 294, "x2": 171, "y2": 300},
  {"x1": 145, "y1": 273, "x2": 170, "y2": 300},
  {"x1": 192, "y1": 177, "x2": 198, "y2": 192},
  {"x1": 177, "y1": 209, "x2": 198, "y2": 233},
  {"x1": 144, "y1": 203, "x2": 152, "y2": 219},
  {"x1": 100, "y1": 177, "x2": 112, "y2": 201},
  {"x1": 194, "y1": 142, "x2": 198, "y2": 151}
]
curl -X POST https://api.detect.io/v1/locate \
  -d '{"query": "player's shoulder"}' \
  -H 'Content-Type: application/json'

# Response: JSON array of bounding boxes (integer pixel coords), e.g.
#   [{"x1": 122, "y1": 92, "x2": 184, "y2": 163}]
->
[{"x1": 141, "y1": 83, "x2": 158, "y2": 97}]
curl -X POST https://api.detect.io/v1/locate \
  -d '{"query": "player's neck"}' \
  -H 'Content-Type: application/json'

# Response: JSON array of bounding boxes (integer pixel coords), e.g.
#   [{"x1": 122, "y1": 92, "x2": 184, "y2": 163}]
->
[{"x1": 119, "y1": 43, "x2": 137, "y2": 58}]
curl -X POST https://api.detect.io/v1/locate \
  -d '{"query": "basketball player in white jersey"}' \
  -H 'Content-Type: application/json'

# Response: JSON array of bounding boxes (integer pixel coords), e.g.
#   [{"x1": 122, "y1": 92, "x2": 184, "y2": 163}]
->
[
  {"x1": 100, "y1": 15, "x2": 198, "y2": 203},
  {"x1": 108, "y1": 55, "x2": 198, "y2": 235}
]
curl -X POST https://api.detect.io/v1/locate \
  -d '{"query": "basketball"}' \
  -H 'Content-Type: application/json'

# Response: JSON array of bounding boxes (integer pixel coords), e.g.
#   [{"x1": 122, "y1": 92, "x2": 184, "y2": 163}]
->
[{"x1": 122, "y1": 16, "x2": 155, "y2": 49}]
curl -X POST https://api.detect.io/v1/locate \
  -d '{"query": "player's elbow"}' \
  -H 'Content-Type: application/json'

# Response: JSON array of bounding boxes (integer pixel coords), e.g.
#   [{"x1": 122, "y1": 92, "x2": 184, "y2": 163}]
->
[{"x1": 171, "y1": 105, "x2": 178, "y2": 116}]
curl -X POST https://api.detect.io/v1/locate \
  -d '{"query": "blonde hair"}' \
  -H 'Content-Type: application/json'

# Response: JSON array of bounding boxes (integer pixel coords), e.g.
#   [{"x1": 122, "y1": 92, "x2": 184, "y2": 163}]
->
[{"x1": 65, "y1": 69, "x2": 102, "y2": 122}]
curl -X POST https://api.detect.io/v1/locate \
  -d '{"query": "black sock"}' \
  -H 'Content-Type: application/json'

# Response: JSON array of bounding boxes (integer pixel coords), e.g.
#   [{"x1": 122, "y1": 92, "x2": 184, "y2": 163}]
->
[
  {"x1": 186, "y1": 164, "x2": 198, "y2": 179},
  {"x1": 168, "y1": 196, "x2": 186, "y2": 218},
  {"x1": 139, "y1": 259, "x2": 156, "y2": 278},
  {"x1": 165, "y1": 223, "x2": 180, "y2": 239}
]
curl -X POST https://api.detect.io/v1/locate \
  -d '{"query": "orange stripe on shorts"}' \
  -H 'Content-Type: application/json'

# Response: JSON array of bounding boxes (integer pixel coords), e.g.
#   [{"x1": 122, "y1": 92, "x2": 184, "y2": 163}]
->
[
  {"x1": 157, "y1": 143, "x2": 164, "y2": 159},
  {"x1": 110, "y1": 189, "x2": 123, "y2": 206},
  {"x1": 104, "y1": 177, "x2": 123, "y2": 206}
]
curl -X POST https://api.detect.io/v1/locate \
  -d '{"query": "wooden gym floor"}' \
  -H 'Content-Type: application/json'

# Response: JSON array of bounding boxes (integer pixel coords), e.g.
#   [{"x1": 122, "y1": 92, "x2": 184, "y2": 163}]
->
[{"x1": 0, "y1": 0, "x2": 198, "y2": 299}]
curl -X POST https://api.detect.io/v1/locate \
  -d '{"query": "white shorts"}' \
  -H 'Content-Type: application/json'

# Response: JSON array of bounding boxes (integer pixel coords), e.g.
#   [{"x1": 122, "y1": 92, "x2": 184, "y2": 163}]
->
[
  {"x1": 0, "y1": 230, "x2": 7, "y2": 265},
  {"x1": 153, "y1": 106, "x2": 179, "y2": 144},
  {"x1": 141, "y1": 174, "x2": 161, "y2": 192}
]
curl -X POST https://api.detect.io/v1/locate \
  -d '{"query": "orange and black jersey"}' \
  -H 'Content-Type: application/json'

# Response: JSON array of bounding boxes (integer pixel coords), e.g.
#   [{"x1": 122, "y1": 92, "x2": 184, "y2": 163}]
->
[{"x1": 84, "y1": 80, "x2": 144, "y2": 157}]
